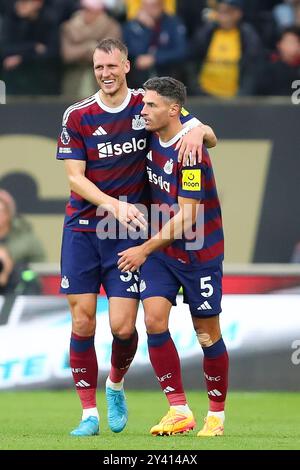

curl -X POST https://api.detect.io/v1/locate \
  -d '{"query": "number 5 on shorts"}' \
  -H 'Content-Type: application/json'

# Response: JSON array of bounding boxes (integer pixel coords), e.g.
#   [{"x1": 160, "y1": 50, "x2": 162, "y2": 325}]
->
[{"x1": 200, "y1": 276, "x2": 214, "y2": 297}]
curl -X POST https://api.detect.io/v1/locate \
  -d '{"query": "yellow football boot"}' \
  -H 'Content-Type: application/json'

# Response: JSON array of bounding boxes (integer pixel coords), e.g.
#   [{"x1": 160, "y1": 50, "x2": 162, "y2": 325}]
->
[
  {"x1": 150, "y1": 408, "x2": 196, "y2": 436},
  {"x1": 197, "y1": 415, "x2": 224, "y2": 437}
]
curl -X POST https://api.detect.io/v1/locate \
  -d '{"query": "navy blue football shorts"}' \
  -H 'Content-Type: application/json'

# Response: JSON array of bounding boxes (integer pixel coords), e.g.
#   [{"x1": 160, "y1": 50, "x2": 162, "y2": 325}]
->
[
  {"x1": 139, "y1": 253, "x2": 222, "y2": 318},
  {"x1": 60, "y1": 229, "x2": 140, "y2": 298}
]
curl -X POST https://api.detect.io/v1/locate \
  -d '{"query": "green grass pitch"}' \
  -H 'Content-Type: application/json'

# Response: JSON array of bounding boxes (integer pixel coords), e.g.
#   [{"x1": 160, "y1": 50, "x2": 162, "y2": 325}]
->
[{"x1": 0, "y1": 390, "x2": 299, "y2": 450}]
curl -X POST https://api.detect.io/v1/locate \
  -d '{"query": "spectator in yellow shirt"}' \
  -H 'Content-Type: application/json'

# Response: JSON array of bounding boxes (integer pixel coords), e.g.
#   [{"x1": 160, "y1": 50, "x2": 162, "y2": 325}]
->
[
  {"x1": 125, "y1": 0, "x2": 175, "y2": 18},
  {"x1": 191, "y1": 0, "x2": 262, "y2": 98}
]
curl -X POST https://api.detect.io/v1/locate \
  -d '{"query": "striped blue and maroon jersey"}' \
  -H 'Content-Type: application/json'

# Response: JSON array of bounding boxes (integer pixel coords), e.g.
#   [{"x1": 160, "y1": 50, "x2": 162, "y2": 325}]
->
[
  {"x1": 147, "y1": 128, "x2": 224, "y2": 268},
  {"x1": 57, "y1": 89, "x2": 199, "y2": 231}
]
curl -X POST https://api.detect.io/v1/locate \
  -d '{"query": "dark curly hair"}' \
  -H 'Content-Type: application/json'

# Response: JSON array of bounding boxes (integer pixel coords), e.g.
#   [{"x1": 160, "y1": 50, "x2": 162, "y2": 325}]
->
[{"x1": 143, "y1": 76, "x2": 187, "y2": 107}]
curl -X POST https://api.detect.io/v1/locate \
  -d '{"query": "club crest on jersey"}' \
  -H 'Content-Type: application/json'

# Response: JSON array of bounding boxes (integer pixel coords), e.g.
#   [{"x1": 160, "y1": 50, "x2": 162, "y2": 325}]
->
[
  {"x1": 60, "y1": 127, "x2": 70, "y2": 145},
  {"x1": 132, "y1": 115, "x2": 146, "y2": 130},
  {"x1": 164, "y1": 159, "x2": 174, "y2": 175}
]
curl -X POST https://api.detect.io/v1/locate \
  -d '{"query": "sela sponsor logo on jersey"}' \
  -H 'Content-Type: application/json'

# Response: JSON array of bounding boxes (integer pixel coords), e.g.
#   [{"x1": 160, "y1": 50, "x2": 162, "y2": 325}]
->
[
  {"x1": 61, "y1": 276, "x2": 69, "y2": 289},
  {"x1": 97, "y1": 137, "x2": 147, "y2": 158},
  {"x1": 60, "y1": 127, "x2": 70, "y2": 145},
  {"x1": 132, "y1": 114, "x2": 146, "y2": 130},
  {"x1": 72, "y1": 368, "x2": 87, "y2": 374},
  {"x1": 182, "y1": 169, "x2": 201, "y2": 191},
  {"x1": 147, "y1": 166, "x2": 170, "y2": 193},
  {"x1": 157, "y1": 373, "x2": 172, "y2": 383},
  {"x1": 204, "y1": 373, "x2": 221, "y2": 382},
  {"x1": 79, "y1": 219, "x2": 89, "y2": 225},
  {"x1": 164, "y1": 159, "x2": 174, "y2": 175}
]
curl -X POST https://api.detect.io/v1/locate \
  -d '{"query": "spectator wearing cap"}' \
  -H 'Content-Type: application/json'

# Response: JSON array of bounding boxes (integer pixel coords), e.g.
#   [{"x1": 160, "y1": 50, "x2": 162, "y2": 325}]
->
[
  {"x1": 61, "y1": 0, "x2": 122, "y2": 99},
  {"x1": 190, "y1": 0, "x2": 263, "y2": 98},
  {"x1": 123, "y1": 0, "x2": 187, "y2": 87},
  {"x1": 0, "y1": 190, "x2": 45, "y2": 294}
]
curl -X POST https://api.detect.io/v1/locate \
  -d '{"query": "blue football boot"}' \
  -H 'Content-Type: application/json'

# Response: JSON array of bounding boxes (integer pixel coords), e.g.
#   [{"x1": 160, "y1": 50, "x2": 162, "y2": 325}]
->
[
  {"x1": 70, "y1": 416, "x2": 99, "y2": 436},
  {"x1": 106, "y1": 387, "x2": 128, "y2": 433}
]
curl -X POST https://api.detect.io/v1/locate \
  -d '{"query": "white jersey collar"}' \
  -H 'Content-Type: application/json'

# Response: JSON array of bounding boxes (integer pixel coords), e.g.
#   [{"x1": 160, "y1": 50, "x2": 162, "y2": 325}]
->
[
  {"x1": 159, "y1": 127, "x2": 187, "y2": 148},
  {"x1": 95, "y1": 89, "x2": 131, "y2": 113}
]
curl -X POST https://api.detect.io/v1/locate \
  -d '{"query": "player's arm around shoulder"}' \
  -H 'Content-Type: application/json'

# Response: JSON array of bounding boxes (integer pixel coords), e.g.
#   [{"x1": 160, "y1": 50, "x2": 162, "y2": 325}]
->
[
  {"x1": 200, "y1": 124, "x2": 217, "y2": 149},
  {"x1": 178, "y1": 107, "x2": 217, "y2": 165}
]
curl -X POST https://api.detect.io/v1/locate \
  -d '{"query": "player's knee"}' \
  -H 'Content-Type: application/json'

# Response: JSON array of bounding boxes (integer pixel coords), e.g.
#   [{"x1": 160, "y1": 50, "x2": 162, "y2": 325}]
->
[
  {"x1": 195, "y1": 326, "x2": 222, "y2": 347},
  {"x1": 72, "y1": 316, "x2": 96, "y2": 336},
  {"x1": 109, "y1": 303, "x2": 137, "y2": 339},
  {"x1": 72, "y1": 307, "x2": 96, "y2": 336},
  {"x1": 195, "y1": 330, "x2": 214, "y2": 348},
  {"x1": 144, "y1": 313, "x2": 167, "y2": 334},
  {"x1": 111, "y1": 321, "x2": 135, "y2": 340}
]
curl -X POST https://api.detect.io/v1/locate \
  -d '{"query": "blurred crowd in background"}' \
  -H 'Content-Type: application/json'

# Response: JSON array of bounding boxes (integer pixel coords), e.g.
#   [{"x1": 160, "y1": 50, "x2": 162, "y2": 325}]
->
[
  {"x1": 0, "y1": 190, "x2": 45, "y2": 295},
  {"x1": 0, "y1": 0, "x2": 300, "y2": 99}
]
